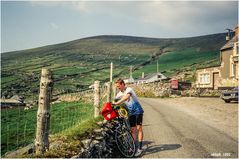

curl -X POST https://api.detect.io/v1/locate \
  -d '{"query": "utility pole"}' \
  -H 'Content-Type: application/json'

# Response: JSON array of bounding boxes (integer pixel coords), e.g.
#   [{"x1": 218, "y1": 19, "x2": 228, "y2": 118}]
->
[
  {"x1": 130, "y1": 65, "x2": 133, "y2": 79},
  {"x1": 157, "y1": 60, "x2": 159, "y2": 73},
  {"x1": 110, "y1": 62, "x2": 113, "y2": 82}
]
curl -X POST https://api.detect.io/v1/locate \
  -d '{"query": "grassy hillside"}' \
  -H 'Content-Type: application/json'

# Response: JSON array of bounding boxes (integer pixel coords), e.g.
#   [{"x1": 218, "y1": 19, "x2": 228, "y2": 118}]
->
[
  {"x1": 1, "y1": 33, "x2": 226, "y2": 98},
  {"x1": 133, "y1": 49, "x2": 220, "y2": 78}
]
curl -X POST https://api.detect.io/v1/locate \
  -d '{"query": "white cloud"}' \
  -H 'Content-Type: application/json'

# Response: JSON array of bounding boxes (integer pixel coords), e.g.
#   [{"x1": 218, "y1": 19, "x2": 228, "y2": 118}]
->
[
  {"x1": 29, "y1": 1, "x2": 237, "y2": 36},
  {"x1": 29, "y1": 1, "x2": 96, "y2": 13},
  {"x1": 70, "y1": 1, "x2": 95, "y2": 13},
  {"x1": 135, "y1": 1, "x2": 236, "y2": 26},
  {"x1": 30, "y1": 1, "x2": 62, "y2": 7}
]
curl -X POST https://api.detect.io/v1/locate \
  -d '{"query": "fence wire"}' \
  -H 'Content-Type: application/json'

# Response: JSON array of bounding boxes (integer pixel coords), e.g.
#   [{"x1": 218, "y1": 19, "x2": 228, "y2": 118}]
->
[
  {"x1": 1, "y1": 87, "x2": 97, "y2": 156},
  {"x1": 1, "y1": 91, "x2": 38, "y2": 156}
]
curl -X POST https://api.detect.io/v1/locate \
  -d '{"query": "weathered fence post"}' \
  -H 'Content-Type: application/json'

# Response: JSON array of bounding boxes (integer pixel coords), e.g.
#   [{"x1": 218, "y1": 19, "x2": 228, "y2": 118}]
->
[
  {"x1": 94, "y1": 81, "x2": 100, "y2": 117},
  {"x1": 35, "y1": 68, "x2": 53, "y2": 155},
  {"x1": 113, "y1": 85, "x2": 117, "y2": 99},
  {"x1": 107, "y1": 62, "x2": 113, "y2": 102},
  {"x1": 106, "y1": 82, "x2": 112, "y2": 102}
]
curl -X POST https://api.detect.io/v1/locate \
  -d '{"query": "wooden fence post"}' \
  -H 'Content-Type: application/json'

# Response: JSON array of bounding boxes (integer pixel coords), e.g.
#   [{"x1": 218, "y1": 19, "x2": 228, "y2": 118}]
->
[
  {"x1": 94, "y1": 81, "x2": 100, "y2": 118},
  {"x1": 107, "y1": 82, "x2": 112, "y2": 102},
  {"x1": 113, "y1": 85, "x2": 117, "y2": 100},
  {"x1": 35, "y1": 68, "x2": 53, "y2": 155}
]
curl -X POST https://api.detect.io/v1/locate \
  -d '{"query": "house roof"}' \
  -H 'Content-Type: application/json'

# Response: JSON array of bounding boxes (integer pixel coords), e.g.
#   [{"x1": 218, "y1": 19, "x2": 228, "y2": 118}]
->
[
  {"x1": 0, "y1": 99, "x2": 22, "y2": 104},
  {"x1": 141, "y1": 72, "x2": 165, "y2": 80},
  {"x1": 196, "y1": 65, "x2": 221, "y2": 70},
  {"x1": 124, "y1": 77, "x2": 135, "y2": 82},
  {"x1": 125, "y1": 76, "x2": 134, "y2": 80},
  {"x1": 220, "y1": 35, "x2": 238, "y2": 51}
]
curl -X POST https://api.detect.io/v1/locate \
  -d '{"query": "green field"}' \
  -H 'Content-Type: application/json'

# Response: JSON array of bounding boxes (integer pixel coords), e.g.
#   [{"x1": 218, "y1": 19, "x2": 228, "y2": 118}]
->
[
  {"x1": 133, "y1": 49, "x2": 220, "y2": 78},
  {"x1": 1, "y1": 101, "x2": 94, "y2": 156}
]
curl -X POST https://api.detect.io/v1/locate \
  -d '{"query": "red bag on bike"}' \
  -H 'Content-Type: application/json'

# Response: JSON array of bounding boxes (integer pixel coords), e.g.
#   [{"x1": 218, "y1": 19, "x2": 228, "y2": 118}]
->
[{"x1": 101, "y1": 102, "x2": 118, "y2": 120}]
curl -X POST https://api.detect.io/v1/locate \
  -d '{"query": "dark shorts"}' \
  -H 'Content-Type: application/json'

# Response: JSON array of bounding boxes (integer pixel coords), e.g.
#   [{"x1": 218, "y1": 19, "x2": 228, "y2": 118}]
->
[{"x1": 129, "y1": 114, "x2": 143, "y2": 127}]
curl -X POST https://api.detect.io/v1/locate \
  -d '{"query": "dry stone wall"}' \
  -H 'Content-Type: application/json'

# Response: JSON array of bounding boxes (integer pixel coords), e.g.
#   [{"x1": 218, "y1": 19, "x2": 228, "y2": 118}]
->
[
  {"x1": 128, "y1": 82, "x2": 171, "y2": 98},
  {"x1": 128, "y1": 82, "x2": 222, "y2": 98}
]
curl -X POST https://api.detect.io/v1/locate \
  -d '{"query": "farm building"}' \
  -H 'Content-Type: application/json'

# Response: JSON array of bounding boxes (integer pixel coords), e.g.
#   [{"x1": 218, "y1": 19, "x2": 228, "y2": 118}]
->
[
  {"x1": 124, "y1": 77, "x2": 135, "y2": 84},
  {"x1": 1, "y1": 95, "x2": 25, "y2": 108},
  {"x1": 137, "y1": 72, "x2": 167, "y2": 84},
  {"x1": 196, "y1": 25, "x2": 238, "y2": 89}
]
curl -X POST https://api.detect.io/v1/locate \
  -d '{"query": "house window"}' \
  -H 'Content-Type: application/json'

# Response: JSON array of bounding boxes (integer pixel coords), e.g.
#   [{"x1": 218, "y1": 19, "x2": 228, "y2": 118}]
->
[
  {"x1": 233, "y1": 42, "x2": 239, "y2": 56},
  {"x1": 157, "y1": 75, "x2": 162, "y2": 78},
  {"x1": 231, "y1": 63, "x2": 234, "y2": 76},
  {"x1": 236, "y1": 42, "x2": 239, "y2": 54},
  {"x1": 231, "y1": 64, "x2": 237, "y2": 77},
  {"x1": 234, "y1": 64, "x2": 237, "y2": 77},
  {"x1": 199, "y1": 73, "x2": 210, "y2": 84}
]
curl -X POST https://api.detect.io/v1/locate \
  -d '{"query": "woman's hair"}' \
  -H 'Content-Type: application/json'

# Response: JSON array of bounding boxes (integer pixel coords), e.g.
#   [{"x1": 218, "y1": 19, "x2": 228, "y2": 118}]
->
[{"x1": 115, "y1": 78, "x2": 125, "y2": 85}]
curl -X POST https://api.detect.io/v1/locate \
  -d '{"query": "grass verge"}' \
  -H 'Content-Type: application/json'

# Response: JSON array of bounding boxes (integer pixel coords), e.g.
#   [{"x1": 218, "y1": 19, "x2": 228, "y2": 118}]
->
[
  {"x1": 13, "y1": 116, "x2": 103, "y2": 158},
  {"x1": 1, "y1": 101, "x2": 94, "y2": 156}
]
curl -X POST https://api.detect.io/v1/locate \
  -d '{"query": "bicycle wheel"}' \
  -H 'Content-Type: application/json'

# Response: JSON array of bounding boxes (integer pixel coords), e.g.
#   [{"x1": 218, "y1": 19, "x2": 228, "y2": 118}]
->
[{"x1": 115, "y1": 127, "x2": 136, "y2": 157}]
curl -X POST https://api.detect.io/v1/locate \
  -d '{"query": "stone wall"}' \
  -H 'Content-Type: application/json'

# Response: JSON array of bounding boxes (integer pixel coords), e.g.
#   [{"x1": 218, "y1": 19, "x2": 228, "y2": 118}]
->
[
  {"x1": 128, "y1": 82, "x2": 171, "y2": 98},
  {"x1": 128, "y1": 82, "x2": 222, "y2": 98}
]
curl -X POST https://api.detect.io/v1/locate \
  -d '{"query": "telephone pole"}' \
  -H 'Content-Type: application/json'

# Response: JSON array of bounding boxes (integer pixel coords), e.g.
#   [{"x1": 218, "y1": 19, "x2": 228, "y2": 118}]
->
[
  {"x1": 157, "y1": 60, "x2": 159, "y2": 73},
  {"x1": 130, "y1": 65, "x2": 133, "y2": 79}
]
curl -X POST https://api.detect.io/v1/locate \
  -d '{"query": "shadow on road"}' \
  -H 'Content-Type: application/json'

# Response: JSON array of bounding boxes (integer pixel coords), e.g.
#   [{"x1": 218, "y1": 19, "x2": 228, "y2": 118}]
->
[
  {"x1": 227, "y1": 101, "x2": 238, "y2": 104},
  {"x1": 143, "y1": 141, "x2": 182, "y2": 156}
]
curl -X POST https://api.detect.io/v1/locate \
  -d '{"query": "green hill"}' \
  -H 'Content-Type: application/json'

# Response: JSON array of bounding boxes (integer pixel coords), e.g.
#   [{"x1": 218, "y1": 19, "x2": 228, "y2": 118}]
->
[{"x1": 1, "y1": 33, "x2": 227, "y2": 98}]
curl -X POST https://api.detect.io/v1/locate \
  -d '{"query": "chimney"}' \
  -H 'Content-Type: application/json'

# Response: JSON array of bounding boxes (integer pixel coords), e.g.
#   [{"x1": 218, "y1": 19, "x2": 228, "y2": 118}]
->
[
  {"x1": 226, "y1": 28, "x2": 233, "y2": 41},
  {"x1": 142, "y1": 72, "x2": 144, "y2": 79}
]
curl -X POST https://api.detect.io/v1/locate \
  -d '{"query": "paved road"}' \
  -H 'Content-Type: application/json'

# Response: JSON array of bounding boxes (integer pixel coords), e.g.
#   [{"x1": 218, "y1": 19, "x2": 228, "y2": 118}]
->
[{"x1": 140, "y1": 98, "x2": 238, "y2": 158}]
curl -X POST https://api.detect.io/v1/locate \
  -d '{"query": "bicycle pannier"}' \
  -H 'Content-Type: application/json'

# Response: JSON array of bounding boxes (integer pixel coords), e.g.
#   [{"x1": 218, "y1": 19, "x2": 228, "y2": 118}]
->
[{"x1": 101, "y1": 102, "x2": 118, "y2": 120}]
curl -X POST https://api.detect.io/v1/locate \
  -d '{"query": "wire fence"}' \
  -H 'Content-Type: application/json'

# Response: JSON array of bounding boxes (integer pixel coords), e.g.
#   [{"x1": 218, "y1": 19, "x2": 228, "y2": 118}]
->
[
  {"x1": 1, "y1": 83, "x2": 111, "y2": 156},
  {"x1": 1, "y1": 91, "x2": 38, "y2": 156}
]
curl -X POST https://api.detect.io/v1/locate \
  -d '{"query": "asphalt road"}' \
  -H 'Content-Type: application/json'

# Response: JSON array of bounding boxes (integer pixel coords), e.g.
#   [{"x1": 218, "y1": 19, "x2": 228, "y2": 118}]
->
[{"x1": 140, "y1": 98, "x2": 238, "y2": 158}]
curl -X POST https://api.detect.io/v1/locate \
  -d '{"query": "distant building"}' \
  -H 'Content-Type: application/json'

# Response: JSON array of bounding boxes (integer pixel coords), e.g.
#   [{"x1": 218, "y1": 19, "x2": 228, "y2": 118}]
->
[
  {"x1": 1, "y1": 95, "x2": 25, "y2": 108},
  {"x1": 124, "y1": 77, "x2": 135, "y2": 84},
  {"x1": 196, "y1": 26, "x2": 238, "y2": 89},
  {"x1": 137, "y1": 72, "x2": 167, "y2": 84}
]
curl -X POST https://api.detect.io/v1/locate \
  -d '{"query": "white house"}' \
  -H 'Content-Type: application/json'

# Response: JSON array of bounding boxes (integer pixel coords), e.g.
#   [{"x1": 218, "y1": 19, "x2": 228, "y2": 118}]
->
[
  {"x1": 124, "y1": 77, "x2": 135, "y2": 84},
  {"x1": 137, "y1": 72, "x2": 167, "y2": 84}
]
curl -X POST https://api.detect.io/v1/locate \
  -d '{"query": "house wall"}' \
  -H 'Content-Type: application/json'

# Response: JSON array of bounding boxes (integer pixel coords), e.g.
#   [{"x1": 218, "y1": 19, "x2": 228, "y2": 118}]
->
[
  {"x1": 220, "y1": 49, "x2": 232, "y2": 79},
  {"x1": 196, "y1": 47, "x2": 238, "y2": 89},
  {"x1": 196, "y1": 67, "x2": 220, "y2": 88},
  {"x1": 219, "y1": 43, "x2": 238, "y2": 87},
  {"x1": 147, "y1": 76, "x2": 158, "y2": 83},
  {"x1": 147, "y1": 74, "x2": 167, "y2": 83},
  {"x1": 232, "y1": 42, "x2": 239, "y2": 79}
]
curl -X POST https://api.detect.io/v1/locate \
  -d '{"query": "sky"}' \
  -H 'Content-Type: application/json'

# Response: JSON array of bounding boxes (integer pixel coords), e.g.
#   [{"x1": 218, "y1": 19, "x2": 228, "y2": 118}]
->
[{"x1": 1, "y1": 0, "x2": 238, "y2": 53}]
